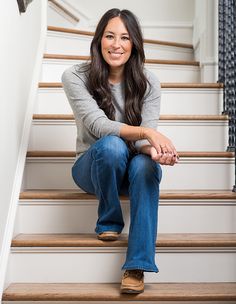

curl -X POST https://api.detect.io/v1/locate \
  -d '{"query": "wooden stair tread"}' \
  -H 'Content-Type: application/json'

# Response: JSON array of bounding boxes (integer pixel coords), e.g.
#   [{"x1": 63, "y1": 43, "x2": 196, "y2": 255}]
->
[
  {"x1": 43, "y1": 53, "x2": 199, "y2": 66},
  {"x1": 26, "y1": 151, "x2": 235, "y2": 158},
  {"x1": 47, "y1": 25, "x2": 194, "y2": 49},
  {"x1": 3, "y1": 282, "x2": 236, "y2": 301},
  {"x1": 11, "y1": 233, "x2": 236, "y2": 247},
  {"x1": 38, "y1": 82, "x2": 224, "y2": 89},
  {"x1": 20, "y1": 190, "x2": 236, "y2": 200},
  {"x1": 32, "y1": 114, "x2": 228, "y2": 120}
]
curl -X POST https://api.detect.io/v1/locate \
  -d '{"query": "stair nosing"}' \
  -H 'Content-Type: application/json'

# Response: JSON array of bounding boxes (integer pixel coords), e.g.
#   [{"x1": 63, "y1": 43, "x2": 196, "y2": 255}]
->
[
  {"x1": 38, "y1": 82, "x2": 224, "y2": 89},
  {"x1": 43, "y1": 53, "x2": 199, "y2": 66},
  {"x1": 11, "y1": 233, "x2": 236, "y2": 248},
  {"x1": 19, "y1": 190, "x2": 236, "y2": 201},
  {"x1": 26, "y1": 151, "x2": 235, "y2": 158},
  {"x1": 32, "y1": 114, "x2": 229, "y2": 121}
]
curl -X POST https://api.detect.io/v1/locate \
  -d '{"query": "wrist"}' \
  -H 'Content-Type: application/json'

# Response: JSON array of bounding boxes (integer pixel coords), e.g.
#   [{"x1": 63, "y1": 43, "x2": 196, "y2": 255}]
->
[{"x1": 139, "y1": 127, "x2": 149, "y2": 140}]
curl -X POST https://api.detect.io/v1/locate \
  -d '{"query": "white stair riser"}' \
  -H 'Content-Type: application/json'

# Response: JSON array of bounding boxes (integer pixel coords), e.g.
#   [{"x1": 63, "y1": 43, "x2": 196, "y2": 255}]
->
[
  {"x1": 46, "y1": 32, "x2": 194, "y2": 61},
  {"x1": 8, "y1": 250, "x2": 236, "y2": 283},
  {"x1": 16, "y1": 201, "x2": 236, "y2": 234},
  {"x1": 36, "y1": 88, "x2": 224, "y2": 115},
  {"x1": 41, "y1": 60, "x2": 200, "y2": 83},
  {"x1": 23, "y1": 159, "x2": 235, "y2": 190},
  {"x1": 28, "y1": 121, "x2": 228, "y2": 151}
]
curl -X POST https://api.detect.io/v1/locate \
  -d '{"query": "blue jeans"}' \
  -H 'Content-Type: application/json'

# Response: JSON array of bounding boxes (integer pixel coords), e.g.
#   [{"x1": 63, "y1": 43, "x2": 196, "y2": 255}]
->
[{"x1": 72, "y1": 135, "x2": 162, "y2": 272}]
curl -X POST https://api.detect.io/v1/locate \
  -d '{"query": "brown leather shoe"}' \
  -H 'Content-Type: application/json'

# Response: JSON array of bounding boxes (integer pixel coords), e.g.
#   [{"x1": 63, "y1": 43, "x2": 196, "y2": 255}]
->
[
  {"x1": 97, "y1": 231, "x2": 120, "y2": 241},
  {"x1": 120, "y1": 270, "x2": 144, "y2": 294}
]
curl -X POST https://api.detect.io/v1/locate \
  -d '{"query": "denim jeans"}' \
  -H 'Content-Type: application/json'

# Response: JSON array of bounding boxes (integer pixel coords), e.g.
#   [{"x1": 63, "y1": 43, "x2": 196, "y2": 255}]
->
[{"x1": 72, "y1": 135, "x2": 162, "y2": 272}]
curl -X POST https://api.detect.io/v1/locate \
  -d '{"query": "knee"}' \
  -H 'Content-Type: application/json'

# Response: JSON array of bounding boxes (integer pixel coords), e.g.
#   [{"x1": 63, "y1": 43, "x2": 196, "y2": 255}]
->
[
  {"x1": 93, "y1": 136, "x2": 129, "y2": 164},
  {"x1": 130, "y1": 154, "x2": 162, "y2": 183}
]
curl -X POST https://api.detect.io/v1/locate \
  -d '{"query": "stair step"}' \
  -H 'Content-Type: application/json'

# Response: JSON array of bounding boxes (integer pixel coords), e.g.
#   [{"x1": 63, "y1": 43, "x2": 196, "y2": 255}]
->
[
  {"x1": 46, "y1": 27, "x2": 194, "y2": 61},
  {"x1": 38, "y1": 82, "x2": 224, "y2": 88},
  {"x1": 11, "y1": 233, "x2": 236, "y2": 248},
  {"x1": 17, "y1": 189, "x2": 236, "y2": 234},
  {"x1": 3, "y1": 282, "x2": 236, "y2": 302},
  {"x1": 37, "y1": 83, "x2": 224, "y2": 115},
  {"x1": 23, "y1": 151, "x2": 235, "y2": 190},
  {"x1": 47, "y1": 25, "x2": 194, "y2": 49},
  {"x1": 41, "y1": 56, "x2": 200, "y2": 83},
  {"x1": 29, "y1": 117, "x2": 228, "y2": 151},
  {"x1": 20, "y1": 189, "x2": 236, "y2": 200}
]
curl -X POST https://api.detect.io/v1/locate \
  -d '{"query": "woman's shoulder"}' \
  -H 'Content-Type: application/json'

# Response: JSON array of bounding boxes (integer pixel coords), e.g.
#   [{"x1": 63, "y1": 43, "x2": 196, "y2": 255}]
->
[
  {"x1": 61, "y1": 63, "x2": 89, "y2": 84},
  {"x1": 144, "y1": 68, "x2": 161, "y2": 94},
  {"x1": 144, "y1": 68, "x2": 160, "y2": 86}
]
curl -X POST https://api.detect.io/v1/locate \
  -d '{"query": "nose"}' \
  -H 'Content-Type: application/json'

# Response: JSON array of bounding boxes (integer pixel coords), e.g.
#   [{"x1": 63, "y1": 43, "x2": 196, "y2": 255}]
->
[{"x1": 112, "y1": 37, "x2": 121, "y2": 48}]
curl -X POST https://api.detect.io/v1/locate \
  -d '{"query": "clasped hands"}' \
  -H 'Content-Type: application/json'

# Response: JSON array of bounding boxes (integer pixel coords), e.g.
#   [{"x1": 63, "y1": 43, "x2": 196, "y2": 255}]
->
[{"x1": 140, "y1": 127, "x2": 179, "y2": 166}]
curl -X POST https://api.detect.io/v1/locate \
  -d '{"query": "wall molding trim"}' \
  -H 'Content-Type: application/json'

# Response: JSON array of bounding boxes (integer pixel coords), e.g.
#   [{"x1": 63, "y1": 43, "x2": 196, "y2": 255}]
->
[{"x1": 0, "y1": 0, "x2": 47, "y2": 299}]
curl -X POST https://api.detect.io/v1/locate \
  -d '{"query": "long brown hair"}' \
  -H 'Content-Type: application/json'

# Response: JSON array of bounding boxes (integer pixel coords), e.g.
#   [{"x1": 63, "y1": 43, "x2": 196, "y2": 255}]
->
[{"x1": 82, "y1": 9, "x2": 148, "y2": 149}]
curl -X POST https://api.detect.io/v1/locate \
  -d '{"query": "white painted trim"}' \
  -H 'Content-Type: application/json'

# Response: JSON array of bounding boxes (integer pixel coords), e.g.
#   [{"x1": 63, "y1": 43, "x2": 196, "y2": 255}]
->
[
  {"x1": 48, "y1": 1, "x2": 80, "y2": 25},
  {"x1": 11, "y1": 247, "x2": 236, "y2": 254},
  {"x1": 26, "y1": 157, "x2": 234, "y2": 165},
  {"x1": 18, "y1": 199, "x2": 236, "y2": 207},
  {"x1": 62, "y1": 0, "x2": 91, "y2": 20},
  {"x1": 0, "y1": 1, "x2": 47, "y2": 298},
  {"x1": 31, "y1": 119, "x2": 228, "y2": 127}
]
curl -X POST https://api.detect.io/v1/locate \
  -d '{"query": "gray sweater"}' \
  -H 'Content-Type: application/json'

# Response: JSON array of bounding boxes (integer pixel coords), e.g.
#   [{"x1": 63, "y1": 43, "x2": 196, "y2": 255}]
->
[{"x1": 62, "y1": 64, "x2": 161, "y2": 159}]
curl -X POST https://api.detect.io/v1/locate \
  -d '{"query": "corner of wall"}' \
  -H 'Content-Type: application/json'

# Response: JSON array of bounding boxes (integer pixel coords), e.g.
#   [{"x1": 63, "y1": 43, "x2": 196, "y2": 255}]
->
[{"x1": 0, "y1": 0, "x2": 47, "y2": 298}]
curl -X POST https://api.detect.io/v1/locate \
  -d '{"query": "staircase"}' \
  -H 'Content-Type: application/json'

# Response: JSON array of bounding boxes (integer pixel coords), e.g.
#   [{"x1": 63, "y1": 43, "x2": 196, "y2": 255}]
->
[{"x1": 2, "y1": 13, "x2": 236, "y2": 304}]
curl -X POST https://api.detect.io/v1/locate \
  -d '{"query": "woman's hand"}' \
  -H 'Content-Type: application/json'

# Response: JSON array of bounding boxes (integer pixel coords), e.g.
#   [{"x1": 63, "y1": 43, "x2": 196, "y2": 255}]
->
[
  {"x1": 143, "y1": 128, "x2": 179, "y2": 165},
  {"x1": 120, "y1": 125, "x2": 179, "y2": 165},
  {"x1": 141, "y1": 145, "x2": 178, "y2": 166}
]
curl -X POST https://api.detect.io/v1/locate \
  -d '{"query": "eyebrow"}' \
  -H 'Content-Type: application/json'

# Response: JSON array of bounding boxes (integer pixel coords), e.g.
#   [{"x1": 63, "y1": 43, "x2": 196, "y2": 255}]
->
[{"x1": 104, "y1": 31, "x2": 129, "y2": 36}]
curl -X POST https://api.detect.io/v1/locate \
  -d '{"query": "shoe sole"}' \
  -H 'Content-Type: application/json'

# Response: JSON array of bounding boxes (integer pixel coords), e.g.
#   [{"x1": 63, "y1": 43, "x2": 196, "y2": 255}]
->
[
  {"x1": 120, "y1": 288, "x2": 144, "y2": 294},
  {"x1": 97, "y1": 233, "x2": 119, "y2": 241},
  {"x1": 97, "y1": 236, "x2": 119, "y2": 241}
]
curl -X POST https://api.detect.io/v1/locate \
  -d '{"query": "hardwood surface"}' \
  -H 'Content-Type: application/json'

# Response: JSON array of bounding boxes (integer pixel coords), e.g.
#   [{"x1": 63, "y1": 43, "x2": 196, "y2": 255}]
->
[
  {"x1": 11, "y1": 233, "x2": 236, "y2": 248},
  {"x1": 3, "y1": 282, "x2": 236, "y2": 301},
  {"x1": 19, "y1": 189, "x2": 236, "y2": 200},
  {"x1": 32, "y1": 114, "x2": 228, "y2": 120},
  {"x1": 26, "y1": 151, "x2": 235, "y2": 158},
  {"x1": 38, "y1": 82, "x2": 224, "y2": 88}
]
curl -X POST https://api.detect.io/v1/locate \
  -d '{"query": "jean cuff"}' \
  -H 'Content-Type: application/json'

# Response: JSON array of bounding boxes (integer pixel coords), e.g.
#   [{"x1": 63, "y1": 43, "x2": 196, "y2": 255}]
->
[{"x1": 122, "y1": 263, "x2": 159, "y2": 273}]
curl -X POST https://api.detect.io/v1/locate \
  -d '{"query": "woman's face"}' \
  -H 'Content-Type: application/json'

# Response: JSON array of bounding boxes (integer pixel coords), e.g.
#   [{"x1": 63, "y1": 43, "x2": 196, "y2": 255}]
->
[{"x1": 101, "y1": 16, "x2": 133, "y2": 71}]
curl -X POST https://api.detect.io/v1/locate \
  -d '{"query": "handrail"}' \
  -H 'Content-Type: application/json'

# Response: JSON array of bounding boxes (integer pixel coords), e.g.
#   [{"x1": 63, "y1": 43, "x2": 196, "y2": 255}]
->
[
  {"x1": 48, "y1": 0, "x2": 80, "y2": 23},
  {"x1": 218, "y1": 0, "x2": 236, "y2": 192}
]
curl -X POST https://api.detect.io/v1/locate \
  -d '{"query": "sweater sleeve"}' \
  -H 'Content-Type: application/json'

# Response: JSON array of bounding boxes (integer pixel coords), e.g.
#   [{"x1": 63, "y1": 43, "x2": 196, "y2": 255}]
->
[
  {"x1": 61, "y1": 65, "x2": 125, "y2": 139},
  {"x1": 135, "y1": 70, "x2": 161, "y2": 151}
]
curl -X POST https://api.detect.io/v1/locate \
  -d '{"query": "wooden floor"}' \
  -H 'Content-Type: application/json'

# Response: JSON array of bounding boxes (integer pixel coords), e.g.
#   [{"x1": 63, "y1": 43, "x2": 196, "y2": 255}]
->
[
  {"x1": 3, "y1": 283, "x2": 236, "y2": 301},
  {"x1": 11, "y1": 233, "x2": 236, "y2": 248}
]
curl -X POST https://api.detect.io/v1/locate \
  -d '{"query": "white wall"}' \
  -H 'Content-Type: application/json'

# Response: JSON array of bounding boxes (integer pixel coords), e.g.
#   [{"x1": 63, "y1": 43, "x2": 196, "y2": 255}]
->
[
  {"x1": 0, "y1": 0, "x2": 47, "y2": 296},
  {"x1": 193, "y1": 0, "x2": 218, "y2": 82},
  {"x1": 48, "y1": 0, "x2": 195, "y2": 43}
]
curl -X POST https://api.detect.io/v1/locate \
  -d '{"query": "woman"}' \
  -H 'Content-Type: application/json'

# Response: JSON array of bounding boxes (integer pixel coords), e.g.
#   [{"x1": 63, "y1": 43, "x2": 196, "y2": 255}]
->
[{"x1": 62, "y1": 8, "x2": 178, "y2": 294}]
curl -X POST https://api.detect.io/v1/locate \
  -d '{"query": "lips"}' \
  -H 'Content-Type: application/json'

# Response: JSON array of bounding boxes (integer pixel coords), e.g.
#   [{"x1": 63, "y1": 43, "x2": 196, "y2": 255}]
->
[{"x1": 108, "y1": 51, "x2": 124, "y2": 55}]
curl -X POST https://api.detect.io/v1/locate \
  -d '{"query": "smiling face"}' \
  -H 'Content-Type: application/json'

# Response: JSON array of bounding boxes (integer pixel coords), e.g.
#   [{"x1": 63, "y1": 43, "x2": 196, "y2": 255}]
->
[{"x1": 101, "y1": 16, "x2": 133, "y2": 74}]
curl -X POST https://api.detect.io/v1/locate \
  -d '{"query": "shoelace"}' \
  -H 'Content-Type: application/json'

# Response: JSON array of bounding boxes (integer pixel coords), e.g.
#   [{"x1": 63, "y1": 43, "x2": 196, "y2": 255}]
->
[{"x1": 124, "y1": 270, "x2": 143, "y2": 279}]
